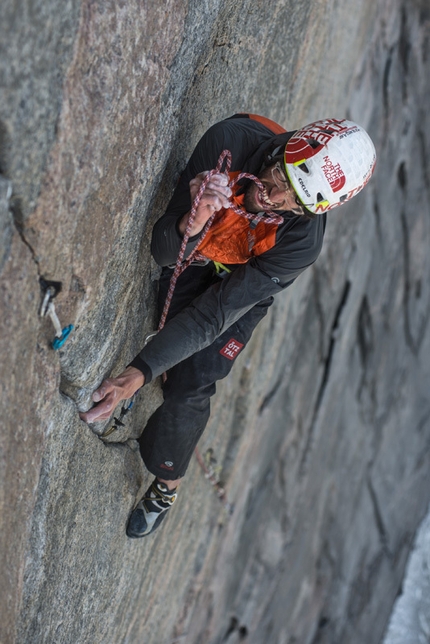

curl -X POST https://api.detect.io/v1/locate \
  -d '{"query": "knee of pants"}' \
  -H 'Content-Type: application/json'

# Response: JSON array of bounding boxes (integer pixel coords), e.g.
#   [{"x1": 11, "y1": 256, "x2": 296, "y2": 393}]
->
[
  {"x1": 163, "y1": 385, "x2": 215, "y2": 415},
  {"x1": 163, "y1": 376, "x2": 216, "y2": 409}
]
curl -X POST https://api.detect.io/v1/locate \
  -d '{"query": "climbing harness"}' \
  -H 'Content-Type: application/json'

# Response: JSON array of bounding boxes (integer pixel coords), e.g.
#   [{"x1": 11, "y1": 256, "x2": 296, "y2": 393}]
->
[{"x1": 39, "y1": 278, "x2": 74, "y2": 350}]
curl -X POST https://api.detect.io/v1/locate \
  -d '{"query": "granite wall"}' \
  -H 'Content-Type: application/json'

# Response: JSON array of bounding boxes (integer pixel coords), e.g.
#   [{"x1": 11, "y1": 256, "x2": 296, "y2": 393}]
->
[{"x1": 1, "y1": 0, "x2": 429, "y2": 642}]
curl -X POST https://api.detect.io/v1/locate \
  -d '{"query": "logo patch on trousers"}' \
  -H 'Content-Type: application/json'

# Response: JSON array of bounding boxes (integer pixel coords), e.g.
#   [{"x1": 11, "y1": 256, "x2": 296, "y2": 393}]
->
[
  {"x1": 160, "y1": 461, "x2": 174, "y2": 471},
  {"x1": 220, "y1": 338, "x2": 244, "y2": 360}
]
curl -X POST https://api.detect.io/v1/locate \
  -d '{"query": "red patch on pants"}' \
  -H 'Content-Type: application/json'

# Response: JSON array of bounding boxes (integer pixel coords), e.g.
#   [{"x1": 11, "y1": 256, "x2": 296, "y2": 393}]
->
[
  {"x1": 160, "y1": 462, "x2": 174, "y2": 471},
  {"x1": 219, "y1": 338, "x2": 244, "y2": 360}
]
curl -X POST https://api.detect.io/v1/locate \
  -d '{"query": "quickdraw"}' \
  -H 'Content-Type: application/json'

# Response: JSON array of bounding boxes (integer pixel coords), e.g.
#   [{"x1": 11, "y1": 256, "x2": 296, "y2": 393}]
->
[
  {"x1": 39, "y1": 278, "x2": 74, "y2": 350},
  {"x1": 101, "y1": 396, "x2": 135, "y2": 438}
]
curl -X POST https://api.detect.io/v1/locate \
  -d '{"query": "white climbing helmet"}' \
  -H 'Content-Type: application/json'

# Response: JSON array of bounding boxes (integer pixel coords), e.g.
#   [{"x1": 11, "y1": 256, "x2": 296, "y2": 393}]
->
[{"x1": 284, "y1": 118, "x2": 376, "y2": 214}]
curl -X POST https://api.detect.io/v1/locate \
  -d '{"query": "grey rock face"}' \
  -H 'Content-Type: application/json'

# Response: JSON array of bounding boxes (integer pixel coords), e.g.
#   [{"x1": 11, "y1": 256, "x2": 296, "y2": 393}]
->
[
  {"x1": 1, "y1": 0, "x2": 429, "y2": 643},
  {"x1": 383, "y1": 503, "x2": 430, "y2": 644}
]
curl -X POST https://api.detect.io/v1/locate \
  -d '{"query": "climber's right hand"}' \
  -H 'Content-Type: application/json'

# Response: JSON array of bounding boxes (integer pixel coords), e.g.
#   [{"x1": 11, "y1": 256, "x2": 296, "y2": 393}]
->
[
  {"x1": 178, "y1": 172, "x2": 232, "y2": 236},
  {"x1": 79, "y1": 366, "x2": 145, "y2": 424}
]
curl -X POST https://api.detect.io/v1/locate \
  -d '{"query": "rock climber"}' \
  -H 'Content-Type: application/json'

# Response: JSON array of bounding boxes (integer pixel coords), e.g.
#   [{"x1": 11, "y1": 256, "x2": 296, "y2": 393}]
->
[{"x1": 80, "y1": 113, "x2": 376, "y2": 538}]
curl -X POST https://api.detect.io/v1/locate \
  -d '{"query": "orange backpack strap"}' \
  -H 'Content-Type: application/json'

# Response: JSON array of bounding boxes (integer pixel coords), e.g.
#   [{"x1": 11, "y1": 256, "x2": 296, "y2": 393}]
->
[{"x1": 246, "y1": 113, "x2": 286, "y2": 135}]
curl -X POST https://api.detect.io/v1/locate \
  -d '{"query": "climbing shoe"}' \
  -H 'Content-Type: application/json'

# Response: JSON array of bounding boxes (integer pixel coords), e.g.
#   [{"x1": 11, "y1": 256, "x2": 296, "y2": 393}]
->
[{"x1": 126, "y1": 479, "x2": 178, "y2": 538}]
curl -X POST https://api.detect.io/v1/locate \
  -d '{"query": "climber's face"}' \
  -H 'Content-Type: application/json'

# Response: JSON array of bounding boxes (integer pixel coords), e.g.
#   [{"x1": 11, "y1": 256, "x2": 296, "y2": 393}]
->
[{"x1": 244, "y1": 162, "x2": 304, "y2": 215}]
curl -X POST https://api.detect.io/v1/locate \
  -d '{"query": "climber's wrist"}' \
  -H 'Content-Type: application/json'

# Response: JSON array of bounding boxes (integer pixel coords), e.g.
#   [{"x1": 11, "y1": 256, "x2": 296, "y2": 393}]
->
[
  {"x1": 178, "y1": 210, "x2": 208, "y2": 236},
  {"x1": 117, "y1": 366, "x2": 145, "y2": 396}
]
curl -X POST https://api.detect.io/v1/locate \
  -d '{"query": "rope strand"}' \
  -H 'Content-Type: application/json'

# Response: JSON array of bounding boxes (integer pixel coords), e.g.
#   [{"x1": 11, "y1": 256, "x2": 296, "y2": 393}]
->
[{"x1": 158, "y1": 149, "x2": 283, "y2": 330}]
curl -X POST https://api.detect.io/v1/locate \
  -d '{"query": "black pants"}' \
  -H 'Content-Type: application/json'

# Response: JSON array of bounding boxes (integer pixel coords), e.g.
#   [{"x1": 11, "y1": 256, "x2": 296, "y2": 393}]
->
[{"x1": 138, "y1": 264, "x2": 273, "y2": 479}]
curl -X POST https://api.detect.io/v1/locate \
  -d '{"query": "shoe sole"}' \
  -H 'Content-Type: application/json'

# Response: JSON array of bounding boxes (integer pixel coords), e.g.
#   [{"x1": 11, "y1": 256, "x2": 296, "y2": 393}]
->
[{"x1": 126, "y1": 511, "x2": 167, "y2": 539}]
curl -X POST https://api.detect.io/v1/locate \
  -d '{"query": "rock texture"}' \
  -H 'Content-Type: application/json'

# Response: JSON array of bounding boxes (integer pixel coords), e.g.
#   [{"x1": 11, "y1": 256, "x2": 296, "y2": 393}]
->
[
  {"x1": 1, "y1": 0, "x2": 429, "y2": 643},
  {"x1": 383, "y1": 503, "x2": 430, "y2": 644}
]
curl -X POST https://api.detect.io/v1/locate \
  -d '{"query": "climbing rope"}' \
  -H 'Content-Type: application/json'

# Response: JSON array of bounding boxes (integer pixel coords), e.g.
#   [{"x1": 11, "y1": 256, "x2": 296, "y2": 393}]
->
[
  {"x1": 157, "y1": 149, "x2": 283, "y2": 330},
  {"x1": 157, "y1": 149, "x2": 284, "y2": 510}
]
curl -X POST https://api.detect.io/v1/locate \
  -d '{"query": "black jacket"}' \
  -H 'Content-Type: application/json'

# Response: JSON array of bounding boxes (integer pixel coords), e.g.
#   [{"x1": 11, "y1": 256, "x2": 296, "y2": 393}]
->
[{"x1": 132, "y1": 115, "x2": 326, "y2": 383}]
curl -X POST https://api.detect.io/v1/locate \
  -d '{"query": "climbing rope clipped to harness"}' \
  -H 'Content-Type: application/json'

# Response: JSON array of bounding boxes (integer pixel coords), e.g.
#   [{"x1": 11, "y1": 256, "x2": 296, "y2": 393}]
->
[{"x1": 157, "y1": 149, "x2": 284, "y2": 511}]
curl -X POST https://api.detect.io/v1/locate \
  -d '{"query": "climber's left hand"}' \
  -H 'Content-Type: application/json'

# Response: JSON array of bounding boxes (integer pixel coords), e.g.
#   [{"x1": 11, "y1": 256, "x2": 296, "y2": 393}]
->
[{"x1": 79, "y1": 366, "x2": 145, "y2": 424}]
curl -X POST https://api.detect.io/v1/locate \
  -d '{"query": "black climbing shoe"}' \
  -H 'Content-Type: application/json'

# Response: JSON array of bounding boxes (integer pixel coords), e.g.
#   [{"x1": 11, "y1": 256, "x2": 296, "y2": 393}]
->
[{"x1": 126, "y1": 479, "x2": 178, "y2": 538}]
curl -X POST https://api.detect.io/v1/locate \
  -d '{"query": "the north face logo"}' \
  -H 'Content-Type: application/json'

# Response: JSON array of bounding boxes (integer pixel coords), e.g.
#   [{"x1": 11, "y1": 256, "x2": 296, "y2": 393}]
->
[
  {"x1": 321, "y1": 155, "x2": 346, "y2": 193},
  {"x1": 220, "y1": 338, "x2": 244, "y2": 360}
]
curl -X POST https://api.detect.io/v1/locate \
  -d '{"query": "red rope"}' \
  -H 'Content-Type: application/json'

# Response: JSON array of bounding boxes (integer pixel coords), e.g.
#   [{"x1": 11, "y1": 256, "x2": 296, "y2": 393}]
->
[{"x1": 158, "y1": 149, "x2": 283, "y2": 331}]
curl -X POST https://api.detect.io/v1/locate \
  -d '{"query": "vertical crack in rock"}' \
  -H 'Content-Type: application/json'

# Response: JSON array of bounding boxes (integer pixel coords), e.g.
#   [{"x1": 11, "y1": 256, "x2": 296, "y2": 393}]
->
[
  {"x1": 397, "y1": 162, "x2": 407, "y2": 192},
  {"x1": 300, "y1": 281, "x2": 351, "y2": 477},
  {"x1": 382, "y1": 49, "x2": 394, "y2": 121},
  {"x1": 367, "y1": 473, "x2": 393, "y2": 559},
  {"x1": 258, "y1": 373, "x2": 284, "y2": 414},
  {"x1": 399, "y1": 4, "x2": 411, "y2": 101},
  {"x1": 9, "y1": 195, "x2": 42, "y2": 277},
  {"x1": 418, "y1": 126, "x2": 430, "y2": 200},
  {"x1": 0, "y1": 120, "x2": 40, "y2": 277},
  {"x1": 317, "y1": 280, "x2": 352, "y2": 411},
  {"x1": 0, "y1": 118, "x2": 10, "y2": 177},
  {"x1": 357, "y1": 295, "x2": 377, "y2": 415},
  {"x1": 357, "y1": 296, "x2": 373, "y2": 368},
  {"x1": 372, "y1": 194, "x2": 383, "y2": 245},
  {"x1": 400, "y1": 208, "x2": 424, "y2": 356},
  {"x1": 313, "y1": 267, "x2": 327, "y2": 364}
]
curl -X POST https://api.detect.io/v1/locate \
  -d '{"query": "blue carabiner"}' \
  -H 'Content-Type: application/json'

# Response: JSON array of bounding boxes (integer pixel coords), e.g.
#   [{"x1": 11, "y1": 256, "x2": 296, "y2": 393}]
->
[{"x1": 52, "y1": 325, "x2": 74, "y2": 350}]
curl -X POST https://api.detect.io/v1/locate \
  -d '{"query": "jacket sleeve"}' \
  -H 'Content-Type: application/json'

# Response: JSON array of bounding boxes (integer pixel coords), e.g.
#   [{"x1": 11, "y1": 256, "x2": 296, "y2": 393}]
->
[{"x1": 130, "y1": 259, "x2": 285, "y2": 381}]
